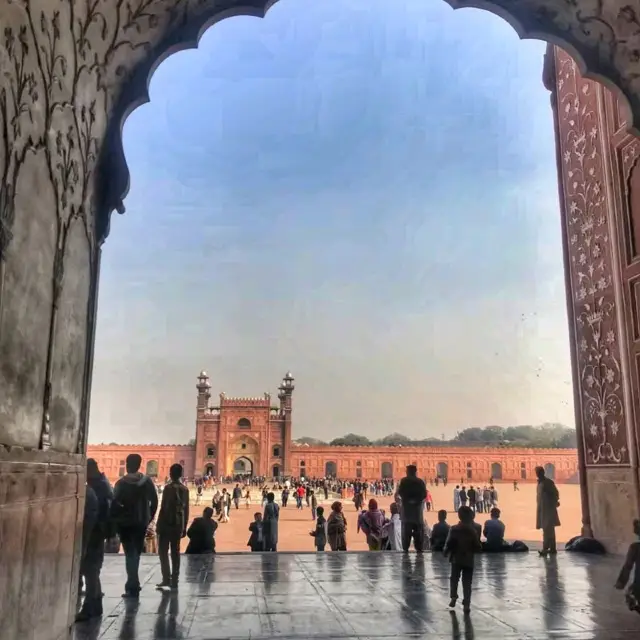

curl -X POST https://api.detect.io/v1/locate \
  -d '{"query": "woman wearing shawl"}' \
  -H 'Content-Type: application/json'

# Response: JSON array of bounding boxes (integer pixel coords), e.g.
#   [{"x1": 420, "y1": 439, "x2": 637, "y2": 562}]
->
[
  {"x1": 327, "y1": 501, "x2": 347, "y2": 551},
  {"x1": 360, "y1": 498, "x2": 385, "y2": 550}
]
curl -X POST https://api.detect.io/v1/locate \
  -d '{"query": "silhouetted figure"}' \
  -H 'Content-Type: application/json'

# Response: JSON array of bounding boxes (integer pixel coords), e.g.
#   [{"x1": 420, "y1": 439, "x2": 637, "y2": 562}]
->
[
  {"x1": 444, "y1": 506, "x2": 482, "y2": 613},
  {"x1": 396, "y1": 464, "x2": 427, "y2": 552},
  {"x1": 263, "y1": 492, "x2": 280, "y2": 551},
  {"x1": 615, "y1": 518, "x2": 640, "y2": 614},
  {"x1": 535, "y1": 466, "x2": 560, "y2": 556},
  {"x1": 483, "y1": 507, "x2": 506, "y2": 551},
  {"x1": 430, "y1": 510, "x2": 451, "y2": 552},
  {"x1": 248, "y1": 512, "x2": 265, "y2": 552}
]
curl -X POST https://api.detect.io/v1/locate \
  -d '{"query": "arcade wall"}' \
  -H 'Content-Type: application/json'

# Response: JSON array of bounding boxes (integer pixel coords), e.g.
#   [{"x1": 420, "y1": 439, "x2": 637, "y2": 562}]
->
[{"x1": 87, "y1": 441, "x2": 579, "y2": 485}]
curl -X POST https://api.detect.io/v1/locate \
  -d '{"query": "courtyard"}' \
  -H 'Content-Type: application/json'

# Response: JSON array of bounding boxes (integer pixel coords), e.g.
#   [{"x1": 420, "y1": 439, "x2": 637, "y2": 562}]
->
[
  {"x1": 74, "y1": 552, "x2": 640, "y2": 639},
  {"x1": 183, "y1": 481, "x2": 582, "y2": 552}
]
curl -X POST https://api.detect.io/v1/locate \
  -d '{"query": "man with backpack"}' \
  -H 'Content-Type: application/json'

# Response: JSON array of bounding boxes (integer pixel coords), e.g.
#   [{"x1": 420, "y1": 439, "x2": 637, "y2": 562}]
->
[
  {"x1": 156, "y1": 463, "x2": 190, "y2": 590},
  {"x1": 111, "y1": 454, "x2": 158, "y2": 598}
]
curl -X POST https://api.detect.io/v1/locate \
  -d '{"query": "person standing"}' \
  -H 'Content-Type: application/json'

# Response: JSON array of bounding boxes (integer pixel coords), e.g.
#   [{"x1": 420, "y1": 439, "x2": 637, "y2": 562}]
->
[
  {"x1": 76, "y1": 482, "x2": 100, "y2": 622},
  {"x1": 382, "y1": 502, "x2": 403, "y2": 551},
  {"x1": 453, "y1": 485, "x2": 461, "y2": 512},
  {"x1": 396, "y1": 465, "x2": 427, "y2": 553},
  {"x1": 156, "y1": 463, "x2": 190, "y2": 590},
  {"x1": 459, "y1": 486, "x2": 468, "y2": 508},
  {"x1": 327, "y1": 501, "x2": 347, "y2": 551},
  {"x1": 535, "y1": 466, "x2": 560, "y2": 556},
  {"x1": 263, "y1": 492, "x2": 280, "y2": 551},
  {"x1": 467, "y1": 486, "x2": 477, "y2": 512},
  {"x1": 310, "y1": 506, "x2": 328, "y2": 551},
  {"x1": 233, "y1": 484, "x2": 242, "y2": 510},
  {"x1": 111, "y1": 454, "x2": 158, "y2": 598}
]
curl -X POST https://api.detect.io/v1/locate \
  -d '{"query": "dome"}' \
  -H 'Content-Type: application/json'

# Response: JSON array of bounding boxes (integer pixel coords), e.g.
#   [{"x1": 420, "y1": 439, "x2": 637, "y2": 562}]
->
[{"x1": 199, "y1": 370, "x2": 208, "y2": 378}]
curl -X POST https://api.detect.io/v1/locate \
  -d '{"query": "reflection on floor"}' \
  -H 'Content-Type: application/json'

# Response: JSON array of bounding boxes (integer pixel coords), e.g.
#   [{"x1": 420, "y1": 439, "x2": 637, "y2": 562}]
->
[{"x1": 73, "y1": 552, "x2": 640, "y2": 639}]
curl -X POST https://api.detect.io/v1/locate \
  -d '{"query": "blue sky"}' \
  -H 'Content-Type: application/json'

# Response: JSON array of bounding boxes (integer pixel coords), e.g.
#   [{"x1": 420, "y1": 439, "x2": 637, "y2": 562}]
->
[{"x1": 89, "y1": 0, "x2": 574, "y2": 444}]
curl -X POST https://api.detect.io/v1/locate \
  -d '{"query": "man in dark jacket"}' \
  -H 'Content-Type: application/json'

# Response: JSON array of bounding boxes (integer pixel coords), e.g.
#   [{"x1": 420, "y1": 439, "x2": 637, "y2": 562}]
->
[
  {"x1": 76, "y1": 459, "x2": 113, "y2": 621},
  {"x1": 156, "y1": 463, "x2": 190, "y2": 590},
  {"x1": 111, "y1": 453, "x2": 158, "y2": 598},
  {"x1": 76, "y1": 483, "x2": 99, "y2": 621},
  {"x1": 395, "y1": 465, "x2": 427, "y2": 552}
]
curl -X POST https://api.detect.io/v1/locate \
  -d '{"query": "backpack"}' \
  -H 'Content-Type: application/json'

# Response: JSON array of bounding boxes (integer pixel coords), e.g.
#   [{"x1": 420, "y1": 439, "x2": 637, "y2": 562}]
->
[
  {"x1": 565, "y1": 536, "x2": 606, "y2": 554},
  {"x1": 164, "y1": 483, "x2": 185, "y2": 530},
  {"x1": 110, "y1": 481, "x2": 148, "y2": 528}
]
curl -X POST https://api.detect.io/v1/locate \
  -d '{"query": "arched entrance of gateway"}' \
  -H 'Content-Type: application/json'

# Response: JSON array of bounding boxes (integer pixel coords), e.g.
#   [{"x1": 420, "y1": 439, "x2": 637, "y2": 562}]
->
[
  {"x1": 3, "y1": 1, "x2": 640, "y2": 636},
  {"x1": 325, "y1": 461, "x2": 338, "y2": 478},
  {"x1": 233, "y1": 456, "x2": 254, "y2": 477},
  {"x1": 204, "y1": 463, "x2": 216, "y2": 477}
]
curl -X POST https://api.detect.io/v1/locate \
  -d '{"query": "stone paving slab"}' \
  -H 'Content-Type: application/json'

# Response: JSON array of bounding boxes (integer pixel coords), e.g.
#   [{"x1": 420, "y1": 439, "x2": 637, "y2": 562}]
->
[{"x1": 73, "y1": 552, "x2": 640, "y2": 639}]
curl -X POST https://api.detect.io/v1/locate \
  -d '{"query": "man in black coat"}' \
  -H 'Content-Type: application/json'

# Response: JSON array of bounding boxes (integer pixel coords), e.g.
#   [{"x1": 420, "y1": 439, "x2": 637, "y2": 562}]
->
[{"x1": 396, "y1": 465, "x2": 427, "y2": 552}]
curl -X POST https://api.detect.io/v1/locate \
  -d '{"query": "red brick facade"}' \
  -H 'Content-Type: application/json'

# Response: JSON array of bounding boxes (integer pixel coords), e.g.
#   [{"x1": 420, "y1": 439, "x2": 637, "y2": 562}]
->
[{"x1": 87, "y1": 371, "x2": 579, "y2": 484}]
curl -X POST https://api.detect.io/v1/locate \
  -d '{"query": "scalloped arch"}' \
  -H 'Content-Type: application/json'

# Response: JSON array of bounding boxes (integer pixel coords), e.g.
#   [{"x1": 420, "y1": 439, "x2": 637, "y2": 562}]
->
[{"x1": 95, "y1": 0, "x2": 640, "y2": 243}]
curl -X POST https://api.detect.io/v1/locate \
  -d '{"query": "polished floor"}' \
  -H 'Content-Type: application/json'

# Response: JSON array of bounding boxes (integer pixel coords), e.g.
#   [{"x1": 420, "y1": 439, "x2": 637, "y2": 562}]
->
[{"x1": 73, "y1": 552, "x2": 640, "y2": 639}]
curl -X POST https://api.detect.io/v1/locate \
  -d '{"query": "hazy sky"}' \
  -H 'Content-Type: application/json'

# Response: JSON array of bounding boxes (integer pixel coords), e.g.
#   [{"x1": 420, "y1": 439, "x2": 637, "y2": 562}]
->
[{"x1": 89, "y1": 0, "x2": 575, "y2": 445}]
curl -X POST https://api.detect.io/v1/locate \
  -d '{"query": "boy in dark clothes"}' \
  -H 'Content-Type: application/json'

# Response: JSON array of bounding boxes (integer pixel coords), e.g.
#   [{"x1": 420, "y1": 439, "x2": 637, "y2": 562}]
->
[
  {"x1": 248, "y1": 512, "x2": 264, "y2": 552},
  {"x1": 444, "y1": 506, "x2": 483, "y2": 613},
  {"x1": 310, "y1": 505, "x2": 327, "y2": 551},
  {"x1": 615, "y1": 519, "x2": 640, "y2": 614},
  {"x1": 430, "y1": 510, "x2": 450, "y2": 551}
]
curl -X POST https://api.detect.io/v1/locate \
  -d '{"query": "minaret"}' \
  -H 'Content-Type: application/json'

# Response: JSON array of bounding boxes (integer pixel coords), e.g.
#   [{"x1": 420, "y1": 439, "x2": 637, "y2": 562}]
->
[
  {"x1": 196, "y1": 370, "x2": 211, "y2": 415},
  {"x1": 278, "y1": 371, "x2": 294, "y2": 475}
]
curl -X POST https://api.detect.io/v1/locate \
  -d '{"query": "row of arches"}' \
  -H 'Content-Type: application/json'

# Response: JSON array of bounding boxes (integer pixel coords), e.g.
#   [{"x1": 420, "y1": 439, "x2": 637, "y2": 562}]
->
[{"x1": 320, "y1": 460, "x2": 557, "y2": 480}]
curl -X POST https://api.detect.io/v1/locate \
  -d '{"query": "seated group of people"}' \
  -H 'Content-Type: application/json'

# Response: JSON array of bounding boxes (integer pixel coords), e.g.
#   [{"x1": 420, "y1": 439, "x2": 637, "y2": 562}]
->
[{"x1": 431, "y1": 507, "x2": 513, "y2": 552}]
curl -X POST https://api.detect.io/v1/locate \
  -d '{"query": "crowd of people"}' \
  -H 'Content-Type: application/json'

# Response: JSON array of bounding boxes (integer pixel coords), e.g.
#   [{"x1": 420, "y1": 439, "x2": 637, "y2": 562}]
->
[{"x1": 76, "y1": 456, "x2": 640, "y2": 625}]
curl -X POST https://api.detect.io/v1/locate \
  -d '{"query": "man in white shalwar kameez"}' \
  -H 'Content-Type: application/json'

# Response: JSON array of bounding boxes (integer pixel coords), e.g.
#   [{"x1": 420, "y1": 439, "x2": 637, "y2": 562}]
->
[
  {"x1": 453, "y1": 485, "x2": 461, "y2": 512},
  {"x1": 383, "y1": 503, "x2": 403, "y2": 550}
]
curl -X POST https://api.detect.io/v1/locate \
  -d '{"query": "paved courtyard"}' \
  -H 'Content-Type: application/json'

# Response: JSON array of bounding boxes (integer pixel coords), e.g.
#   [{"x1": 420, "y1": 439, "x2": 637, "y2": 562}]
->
[
  {"x1": 74, "y1": 551, "x2": 640, "y2": 639},
  {"x1": 186, "y1": 482, "x2": 583, "y2": 552}
]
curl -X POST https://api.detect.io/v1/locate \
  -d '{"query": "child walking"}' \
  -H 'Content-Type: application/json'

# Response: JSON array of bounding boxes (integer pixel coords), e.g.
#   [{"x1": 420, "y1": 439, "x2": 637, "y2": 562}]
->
[
  {"x1": 444, "y1": 506, "x2": 482, "y2": 613},
  {"x1": 310, "y1": 506, "x2": 327, "y2": 551},
  {"x1": 615, "y1": 518, "x2": 640, "y2": 614}
]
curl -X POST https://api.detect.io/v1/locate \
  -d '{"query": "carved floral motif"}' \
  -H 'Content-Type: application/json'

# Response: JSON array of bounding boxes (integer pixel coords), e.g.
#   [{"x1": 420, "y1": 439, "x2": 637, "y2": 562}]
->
[{"x1": 555, "y1": 49, "x2": 628, "y2": 465}]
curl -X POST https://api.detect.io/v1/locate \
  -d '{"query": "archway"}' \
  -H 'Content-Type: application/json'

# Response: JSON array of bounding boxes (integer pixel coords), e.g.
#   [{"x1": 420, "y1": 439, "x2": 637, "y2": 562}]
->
[
  {"x1": 3, "y1": 0, "x2": 640, "y2": 636},
  {"x1": 272, "y1": 465, "x2": 281, "y2": 478},
  {"x1": 233, "y1": 456, "x2": 254, "y2": 476},
  {"x1": 204, "y1": 463, "x2": 216, "y2": 476},
  {"x1": 436, "y1": 462, "x2": 449, "y2": 479},
  {"x1": 325, "y1": 461, "x2": 338, "y2": 478},
  {"x1": 146, "y1": 460, "x2": 159, "y2": 478},
  {"x1": 490, "y1": 462, "x2": 503, "y2": 480},
  {"x1": 544, "y1": 463, "x2": 556, "y2": 481},
  {"x1": 381, "y1": 461, "x2": 393, "y2": 478}
]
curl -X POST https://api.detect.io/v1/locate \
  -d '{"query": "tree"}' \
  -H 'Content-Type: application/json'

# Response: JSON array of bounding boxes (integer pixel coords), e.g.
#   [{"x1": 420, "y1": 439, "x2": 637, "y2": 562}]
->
[
  {"x1": 187, "y1": 438, "x2": 196, "y2": 446},
  {"x1": 295, "y1": 436, "x2": 328, "y2": 446},
  {"x1": 329, "y1": 433, "x2": 371, "y2": 446},
  {"x1": 375, "y1": 433, "x2": 412, "y2": 446}
]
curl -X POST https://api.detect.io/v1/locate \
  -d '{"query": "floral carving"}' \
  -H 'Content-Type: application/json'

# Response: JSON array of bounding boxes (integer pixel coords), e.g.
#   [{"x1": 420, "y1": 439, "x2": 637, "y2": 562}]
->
[{"x1": 555, "y1": 49, "x2": 628, "y2": 465}]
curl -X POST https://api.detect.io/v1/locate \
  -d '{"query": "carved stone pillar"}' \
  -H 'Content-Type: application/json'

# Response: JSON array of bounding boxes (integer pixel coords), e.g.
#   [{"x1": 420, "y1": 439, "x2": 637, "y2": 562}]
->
[{"x1": 548, "y1": 46, "x2": 640, "y2": 552}]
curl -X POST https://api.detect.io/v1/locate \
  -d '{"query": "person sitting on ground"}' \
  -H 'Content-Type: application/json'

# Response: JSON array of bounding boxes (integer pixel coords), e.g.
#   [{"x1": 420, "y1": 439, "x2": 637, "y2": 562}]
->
[
  {"x1": 444, "y1": 506, "x2": 483, "y2": 614},
  {"x1": 483, "y1": 508, "x2": 506, "y2": 551},
  {"x1": 248, "y1": 512, "x2": 264, "y2": 552},
  {"x1": 430, "y1": 510, "x2": 451, "y2": 552},
  {"x1": 615, "y1": 518, "x2": 640, "y2": 614},
  {"x1": 186, "y1": 507, "x2": 218, "y2": 554}
]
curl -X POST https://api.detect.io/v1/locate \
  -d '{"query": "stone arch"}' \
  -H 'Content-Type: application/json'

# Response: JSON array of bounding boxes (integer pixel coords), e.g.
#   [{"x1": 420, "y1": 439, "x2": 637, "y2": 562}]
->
[
  {"x1": 381, "y1": 461, "x2": 393, "y2": 478},
  {"x1": 436, "y1": 462, "x2": 449, "y2": 479},
  {"x1": 204, "y1": 463, "x2": 216, "y2": 476},
  {"x1": 205, "y1": 443, "x2": 216, "y2": 457},
  {"x1": 325, "y1": 461, "x2": 337, "y2": 478},
  {"x1": 490, "y1": 462, "x2": 503, "y2": 480},
  {"x1": 272, "y1": 464, "x2": 281, "y2": 478},
  {"x1": 95, "y1": 0, "x2": 640, "y2": 242},
  {"x1": 544, "y1": 462, "x2": 556, "y2": 480},
  {"x1": 146, "y1": 460, "x2": 159, "y2": 477},
  {"x1": 233, "y1": 456, "x2": 253, "y2": 476},
  {"x1": 237, "y1": 417, "x2": 251, "y2": 429}
]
